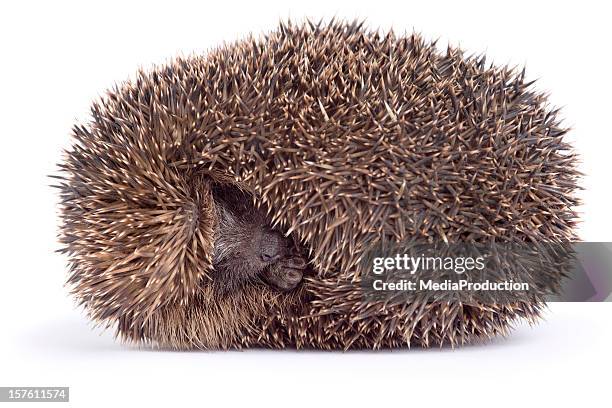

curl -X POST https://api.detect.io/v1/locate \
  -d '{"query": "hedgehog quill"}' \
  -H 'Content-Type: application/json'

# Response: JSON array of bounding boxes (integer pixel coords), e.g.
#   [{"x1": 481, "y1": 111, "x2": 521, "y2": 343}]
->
[{"x1": 56, "y1": 20, "x2": 580, "y2": 350}]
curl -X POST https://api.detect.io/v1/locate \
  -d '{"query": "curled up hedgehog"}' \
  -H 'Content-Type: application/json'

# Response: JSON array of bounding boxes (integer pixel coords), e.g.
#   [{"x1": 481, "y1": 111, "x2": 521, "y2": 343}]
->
[{"x1": 56, "y1": 20, "x2": 580, "y2": 349}]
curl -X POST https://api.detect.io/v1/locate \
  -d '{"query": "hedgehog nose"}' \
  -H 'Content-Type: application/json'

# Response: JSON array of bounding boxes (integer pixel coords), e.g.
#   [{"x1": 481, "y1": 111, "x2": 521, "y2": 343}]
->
[
  {"x1": 261, "y1": 249, "x2": 281, "y2": 263},
  {"x1": 260, "y1": 230, "x2": 286, "y2": 262}
]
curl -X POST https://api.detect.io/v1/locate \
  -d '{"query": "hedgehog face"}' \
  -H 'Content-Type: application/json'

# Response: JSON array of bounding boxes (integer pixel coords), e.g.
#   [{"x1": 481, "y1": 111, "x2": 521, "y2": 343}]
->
[{"x1": 211, "y1": 191, "x2": 306, "y2": 294}]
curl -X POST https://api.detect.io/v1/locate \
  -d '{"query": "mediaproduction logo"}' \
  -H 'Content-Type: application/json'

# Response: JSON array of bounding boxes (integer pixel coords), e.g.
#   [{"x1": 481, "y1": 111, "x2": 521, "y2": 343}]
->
[
  {"x1": 361, "y1": 242, "x2": 612, "y2": 302},
  {"x1": 369, "y1": 253, "x2": 530, "y2": 293}
]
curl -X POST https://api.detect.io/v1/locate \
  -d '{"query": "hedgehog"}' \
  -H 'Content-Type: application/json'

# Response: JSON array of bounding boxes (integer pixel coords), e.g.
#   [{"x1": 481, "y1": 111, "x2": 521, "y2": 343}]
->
[{"x1": 56, "y1": 20, "x2": 580, "y2": 349}]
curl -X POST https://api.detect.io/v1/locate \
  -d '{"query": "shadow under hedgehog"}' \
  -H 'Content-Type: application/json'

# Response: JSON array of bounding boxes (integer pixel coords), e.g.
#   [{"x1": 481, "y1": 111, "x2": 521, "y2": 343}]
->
[{"x1": 56, "y1": 20, "x2": 580, "y2": 349}]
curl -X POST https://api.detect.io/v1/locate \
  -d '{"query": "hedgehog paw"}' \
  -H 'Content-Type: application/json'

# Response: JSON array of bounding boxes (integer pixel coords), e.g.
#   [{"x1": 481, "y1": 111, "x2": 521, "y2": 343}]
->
[{"x1": 262, "y1": 256, "x2": 306, "y2": 291}]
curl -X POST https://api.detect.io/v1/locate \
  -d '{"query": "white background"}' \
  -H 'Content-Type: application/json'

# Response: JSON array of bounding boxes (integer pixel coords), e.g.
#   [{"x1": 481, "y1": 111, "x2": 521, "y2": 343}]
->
[{"x1": 1, "y1": 1, "x2": 610, "y2": 407}]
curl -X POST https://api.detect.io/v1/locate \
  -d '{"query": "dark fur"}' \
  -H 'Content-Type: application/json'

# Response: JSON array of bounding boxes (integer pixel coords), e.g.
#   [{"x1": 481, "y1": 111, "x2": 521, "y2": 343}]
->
[{"x1": 210, "y1": 185, "x2": 306, "y2": 294}]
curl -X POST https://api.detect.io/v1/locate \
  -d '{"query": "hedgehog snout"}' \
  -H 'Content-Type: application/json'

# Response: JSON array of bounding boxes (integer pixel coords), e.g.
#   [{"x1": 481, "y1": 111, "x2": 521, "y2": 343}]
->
[{"x1": 259, "y1": 229, "x2": 288, "y2": 263}]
